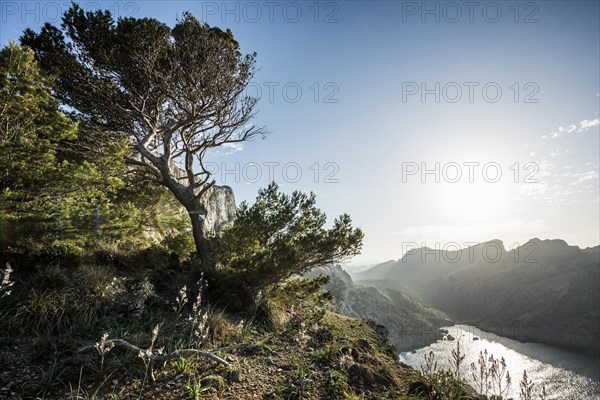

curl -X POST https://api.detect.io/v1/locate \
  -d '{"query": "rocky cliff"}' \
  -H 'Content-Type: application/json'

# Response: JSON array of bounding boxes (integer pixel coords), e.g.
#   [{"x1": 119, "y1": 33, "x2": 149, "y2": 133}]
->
[
  {"x1": 307, "y1": 265, "x2": 449, "y2": 352},
  {"x1": 201, "y1": 185, "x2": 237, "y2": 236}
]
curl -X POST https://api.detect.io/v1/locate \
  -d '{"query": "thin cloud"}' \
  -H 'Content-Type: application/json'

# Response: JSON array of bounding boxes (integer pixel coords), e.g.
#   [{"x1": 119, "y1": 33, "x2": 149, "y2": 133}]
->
[
  {"x1": 570, "y1": 170, "x2": 599, "y2": 186},
  {"x1": 544, "y1": 118, "x2": 600, "y2": 139},
  {"x1": 210, "y1": 142, "x2": 245, "y2": 157}
]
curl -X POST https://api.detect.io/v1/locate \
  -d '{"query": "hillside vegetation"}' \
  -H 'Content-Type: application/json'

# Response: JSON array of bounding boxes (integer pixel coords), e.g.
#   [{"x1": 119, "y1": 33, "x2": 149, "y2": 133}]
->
[
  {"x1": 0, "y1": 6, "x2": 558, "y2": 399},
  {"x1": 0, "y1": 33, "x2": 417, "y2": 400},
  {"x1": 0, "y1": 258, "x2": 427, "y2": 399}
]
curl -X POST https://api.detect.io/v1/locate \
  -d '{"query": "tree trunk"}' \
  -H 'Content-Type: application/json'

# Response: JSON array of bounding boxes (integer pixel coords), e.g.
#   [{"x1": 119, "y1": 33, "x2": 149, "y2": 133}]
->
[
  {"x1": 189, "y1": 211, "x2": 215, "y2": 271},
  {"x1": 159, "y1": 171, "x2": 216, "y2": 271}
]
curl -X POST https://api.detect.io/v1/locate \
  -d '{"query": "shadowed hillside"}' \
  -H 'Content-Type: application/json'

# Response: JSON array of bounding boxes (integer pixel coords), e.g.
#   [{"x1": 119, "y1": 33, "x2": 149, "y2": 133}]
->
[
  {"x1": 307, "y1": 265, "x2": 450, "y2": 352},
  {"x1": 354, "y1": 239, "x2": 600, "y2": 353}
]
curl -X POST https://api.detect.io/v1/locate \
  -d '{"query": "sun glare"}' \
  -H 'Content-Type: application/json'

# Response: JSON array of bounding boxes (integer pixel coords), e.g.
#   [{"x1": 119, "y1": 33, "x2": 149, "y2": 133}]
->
[{"x1": 436, "y1": 179, "x2": 513, "y2": 222}]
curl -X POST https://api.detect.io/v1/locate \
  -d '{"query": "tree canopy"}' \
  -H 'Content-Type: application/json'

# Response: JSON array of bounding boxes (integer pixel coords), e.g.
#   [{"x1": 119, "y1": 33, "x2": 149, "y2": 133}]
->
[
  {"x1": 21, "y1": 5, "x2": 265, "y2": 268},
  {"x1": 13, "y1": 6, "x2": 364, "y2": 299},
  {"x1": 0, "y1": 42, "x2": 83, "y2": 253},
  {"x1": 0, "y1": 42, "x2": 191, "y2": 257},
  {"x1": 0, "y1": 41, "x2": 77, "y2": 193}
]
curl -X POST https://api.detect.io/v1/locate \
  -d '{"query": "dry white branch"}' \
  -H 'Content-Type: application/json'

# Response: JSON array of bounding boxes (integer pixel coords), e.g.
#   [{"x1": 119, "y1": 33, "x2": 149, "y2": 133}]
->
[{"x1": 77, "y1": 338, "x2": 230, "y2": 381}]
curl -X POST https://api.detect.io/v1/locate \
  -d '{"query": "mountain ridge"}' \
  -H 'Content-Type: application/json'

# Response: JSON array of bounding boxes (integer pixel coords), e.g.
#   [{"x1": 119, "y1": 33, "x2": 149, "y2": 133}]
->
[{"x1": 352, "y1": 238, "x2": 600, "y2": 353}]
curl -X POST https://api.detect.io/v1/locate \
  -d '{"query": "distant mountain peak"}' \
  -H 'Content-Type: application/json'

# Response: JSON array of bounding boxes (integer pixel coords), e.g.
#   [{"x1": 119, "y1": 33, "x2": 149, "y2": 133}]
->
[
  {"x1": 395, "y1": 239, "x2": 507, "y2": 261},
  {"x1": 519, "y1": 238, "x2": 579, "y2": 253},
  {"x1": 473, "y1": 238, "x2": 506, "y2": 252},
  {"x1": 527, "y1": 237, "x2": 570, "y2": 246}
]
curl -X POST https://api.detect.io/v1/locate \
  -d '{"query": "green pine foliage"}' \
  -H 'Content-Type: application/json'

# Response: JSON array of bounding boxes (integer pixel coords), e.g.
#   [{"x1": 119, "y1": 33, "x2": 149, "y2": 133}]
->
[
  {"x1": 0, "y1": 43, "x2": 192, "y2": 258},
  {"x1": 211, "y1": 182, "x2": 363, "y2": 309}
]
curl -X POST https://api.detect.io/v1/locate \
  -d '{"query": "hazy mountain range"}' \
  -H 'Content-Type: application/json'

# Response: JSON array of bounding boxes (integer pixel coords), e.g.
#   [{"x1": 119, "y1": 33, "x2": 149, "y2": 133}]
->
[{"x1": 351, "y1": 238, "x2": 600, "y2": 354}]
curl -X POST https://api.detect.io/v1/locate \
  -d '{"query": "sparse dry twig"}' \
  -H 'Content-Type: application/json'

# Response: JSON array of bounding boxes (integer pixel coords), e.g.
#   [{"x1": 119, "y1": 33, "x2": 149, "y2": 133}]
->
[{"x1": 0, "y1": 263, "x2": 14, "y2": 298}]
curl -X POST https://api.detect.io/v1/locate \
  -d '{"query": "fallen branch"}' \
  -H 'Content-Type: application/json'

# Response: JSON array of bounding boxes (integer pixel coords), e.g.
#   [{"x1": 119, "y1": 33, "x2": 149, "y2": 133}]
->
[{"x1": 77, "y1": 339, "x2": 230, "y2": 382}]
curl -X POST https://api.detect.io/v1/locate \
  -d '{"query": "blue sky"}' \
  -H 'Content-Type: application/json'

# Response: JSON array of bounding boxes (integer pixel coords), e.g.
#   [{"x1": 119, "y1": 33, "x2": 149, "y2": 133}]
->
[{"x1": 1, "y1": 1, "x2": 599, "y2": 264}]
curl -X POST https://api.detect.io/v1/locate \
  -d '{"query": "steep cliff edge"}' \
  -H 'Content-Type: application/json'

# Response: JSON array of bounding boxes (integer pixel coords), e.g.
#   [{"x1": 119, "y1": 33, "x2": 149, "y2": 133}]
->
[{"x1": 307, "y1": 265, "x2": 450, "y2": 352}]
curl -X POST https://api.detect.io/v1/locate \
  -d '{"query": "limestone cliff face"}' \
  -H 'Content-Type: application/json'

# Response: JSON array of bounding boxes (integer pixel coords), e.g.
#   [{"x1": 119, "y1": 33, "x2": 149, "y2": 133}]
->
[
  {"x1": 165, "y1": 160, "x2": 237, "y2": 237},
  {"x1": 306, "y1": 265, "x2": 449, "y2": 352},
  {"x1": 200, "y1": 185, "x2": 237, "y2": 236}
]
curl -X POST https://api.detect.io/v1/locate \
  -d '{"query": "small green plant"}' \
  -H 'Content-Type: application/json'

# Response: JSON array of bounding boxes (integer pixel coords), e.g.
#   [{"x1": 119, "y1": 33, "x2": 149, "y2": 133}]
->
[
  {"x1": 34, "y1": 353, "x2": 65, "y2": 397},
  {"x1": 313, "y1": 344, "x2": 341, "y2": 366},
  {"x1": 326, "y1": 370, "x2": 350, "y2": 398},
  {"x1": 186, "y1": 375, "x2": 211, "y2": 399},
  {"x1": 289, "y1": 361, "x2": 312, "y2": 399},
  {"x1": 204, "y1": 304, "x2": 233, "y2": 344},
  {"x1": 239, "y1": 317, "x2": 255, "y2": 340},
  {"x1": 295, "y1": 363, "x2": 310, "y2": 379},
  {"x1": 243, "y1": 339, "x2": 273, "y2": 356},
  {"x1": 274, "y1": 384, "x2": 285, "y2": 397},
  {"x1": 173, "y1": 357, "x2": 194, "y2": 374},
  {"x1": 238, "y1": 289, "x2": 279, "y2": 333}
]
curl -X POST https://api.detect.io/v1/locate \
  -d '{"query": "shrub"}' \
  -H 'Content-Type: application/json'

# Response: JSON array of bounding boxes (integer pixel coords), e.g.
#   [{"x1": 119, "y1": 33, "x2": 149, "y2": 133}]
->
[{"x1": 211, "y1": 183, "x2": 362, "y2": 309}]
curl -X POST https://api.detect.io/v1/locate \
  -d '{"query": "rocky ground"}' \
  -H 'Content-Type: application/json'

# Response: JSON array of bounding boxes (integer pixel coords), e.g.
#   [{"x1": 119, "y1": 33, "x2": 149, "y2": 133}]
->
[{"x1": 0, "y1": 310, "x2": 421, "y2": 399}]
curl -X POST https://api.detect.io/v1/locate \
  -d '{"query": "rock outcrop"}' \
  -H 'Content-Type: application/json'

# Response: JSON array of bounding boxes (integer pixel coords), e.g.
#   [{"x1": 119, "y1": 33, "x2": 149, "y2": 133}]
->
[
  {"x1": 306, "y1": 265, "x2": 449, "y2": 352},
  {"x1": 167, "y1": 159, "x2": 237, "y2": 236},
  {"x1": 200, "y1": 185, "x2": 237, "y2": 236}
]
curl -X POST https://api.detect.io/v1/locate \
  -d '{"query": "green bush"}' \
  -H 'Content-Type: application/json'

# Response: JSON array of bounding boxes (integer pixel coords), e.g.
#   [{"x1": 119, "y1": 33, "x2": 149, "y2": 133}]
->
[{"x1": 211, "y1": 183, "x2": 362, "y2": 309}]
